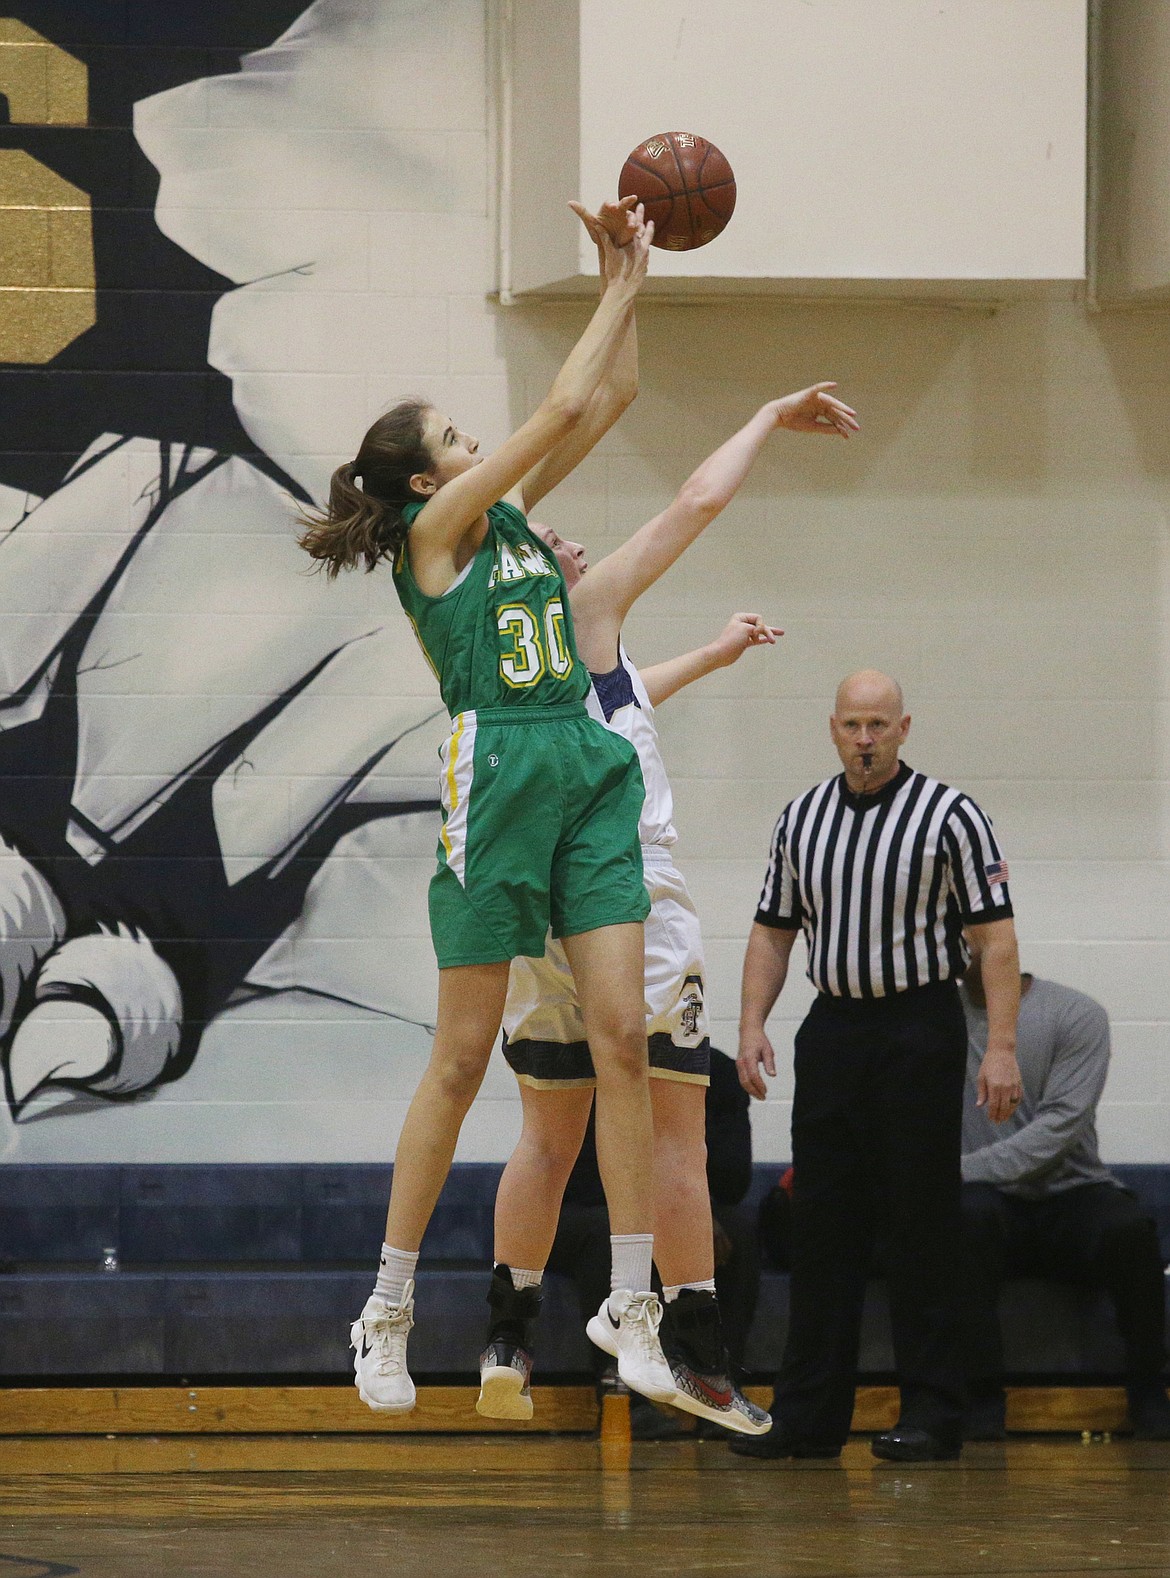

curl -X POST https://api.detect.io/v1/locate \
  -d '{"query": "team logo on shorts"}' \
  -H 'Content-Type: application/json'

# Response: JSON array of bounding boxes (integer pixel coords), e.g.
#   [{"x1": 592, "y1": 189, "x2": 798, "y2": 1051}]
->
[{"x1": 678, "y1": 973, "x2": 704, "y2": 1040}]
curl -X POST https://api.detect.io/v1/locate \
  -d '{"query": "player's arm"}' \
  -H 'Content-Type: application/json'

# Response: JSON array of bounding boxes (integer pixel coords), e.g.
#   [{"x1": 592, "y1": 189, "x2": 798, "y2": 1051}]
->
[
  {"x1": 639, "y1": 612, "x2": 781, "y2": 707},
  {"x1": 408, "y1": 207, "x2": 651, "y2": 562},
  {"x1": 738, "y1": 922, "x2": 798, "y2": 1100},
  {"x1": 573, "y1": 385, "x2": 858, "y2": 628},
  {"x1": 521, "y1": 201, "x2": 640, "y2": 514},
  {"x1": 967, "y1": 916, "x2": 1022, "y2": 1123}
]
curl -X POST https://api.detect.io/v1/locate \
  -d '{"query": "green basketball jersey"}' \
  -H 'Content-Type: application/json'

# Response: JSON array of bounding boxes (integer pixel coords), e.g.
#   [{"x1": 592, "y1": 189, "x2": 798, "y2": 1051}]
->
[{"x1": 393, "y1": 499, "x2": 589, "y2": 716}]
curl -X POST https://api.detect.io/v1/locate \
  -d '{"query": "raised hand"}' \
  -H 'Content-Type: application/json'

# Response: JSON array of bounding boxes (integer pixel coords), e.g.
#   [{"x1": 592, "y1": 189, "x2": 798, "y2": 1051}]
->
[
  {"x1": 618, "y1": 206, "x2": 653, "y2": 290},
  {"x1": 768, "y1": 383, "x2": 859, "y2": 437},
  {"x1": 594, "y1": 196, "x2": 640, "y2": 247},
  {"x1": 569, "y1": 197, "x2": 652, "y2": 291},
  {"x1": 710, "y1": 611, "x2": 783, "y2": 668},
  {"x1": 569, "y1": 194, "x2": 639, "y2": 250}
]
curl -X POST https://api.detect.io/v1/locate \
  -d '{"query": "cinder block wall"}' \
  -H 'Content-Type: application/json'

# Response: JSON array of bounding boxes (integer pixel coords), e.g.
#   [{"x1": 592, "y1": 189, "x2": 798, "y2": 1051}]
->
[{"x1": 0, "y1": 1, "x2": 1165, "y2": 1165}]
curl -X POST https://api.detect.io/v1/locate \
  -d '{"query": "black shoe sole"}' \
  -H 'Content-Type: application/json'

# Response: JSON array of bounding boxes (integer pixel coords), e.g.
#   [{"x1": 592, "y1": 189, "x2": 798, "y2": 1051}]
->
[
  {"x1": 871, "y1": 1439, "x2": 961, "y2": 1462},
  {"x1": 729, "y1": 1433, "x2": 841, "y2": 1460}
]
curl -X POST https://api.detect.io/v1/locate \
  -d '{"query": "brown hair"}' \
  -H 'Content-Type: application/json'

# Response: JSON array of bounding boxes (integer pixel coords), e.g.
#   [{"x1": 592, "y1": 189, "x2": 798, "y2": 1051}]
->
[{"x1": 297, "y1": 399, "x2": 433, "y2": 577}]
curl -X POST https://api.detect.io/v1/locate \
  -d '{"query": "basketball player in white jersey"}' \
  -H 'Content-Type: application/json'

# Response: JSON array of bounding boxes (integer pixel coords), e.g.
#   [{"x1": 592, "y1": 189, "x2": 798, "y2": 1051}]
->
[{"x1": 476, "y1": 374, "x2": 858, "y2": 1432}]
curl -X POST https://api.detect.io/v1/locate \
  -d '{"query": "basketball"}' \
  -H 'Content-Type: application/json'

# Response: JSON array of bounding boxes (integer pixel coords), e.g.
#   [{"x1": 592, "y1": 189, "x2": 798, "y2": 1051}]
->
[{"x1": 618, "y1": 131, "x2": 736, "y2": 251}]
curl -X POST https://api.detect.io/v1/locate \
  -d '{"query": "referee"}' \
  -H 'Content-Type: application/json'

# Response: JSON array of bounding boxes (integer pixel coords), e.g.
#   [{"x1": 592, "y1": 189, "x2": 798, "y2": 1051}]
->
[{"x1": 733, "y1": 670, "x2": 1022, "y2": 1463}]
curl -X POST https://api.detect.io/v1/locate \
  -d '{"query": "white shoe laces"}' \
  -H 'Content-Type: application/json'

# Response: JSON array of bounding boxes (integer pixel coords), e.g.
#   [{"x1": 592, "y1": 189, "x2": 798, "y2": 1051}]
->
[
  {"x1": 359, "y1": 1281, "x2": 415, "y2": 1378},
  {"x1": 622, "y1": 1292, "x2": 664, "y2": 1359}
]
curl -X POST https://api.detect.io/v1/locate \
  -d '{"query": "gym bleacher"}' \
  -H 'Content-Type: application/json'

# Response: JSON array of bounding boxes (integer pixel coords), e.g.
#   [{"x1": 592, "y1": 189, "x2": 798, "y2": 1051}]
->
[{"x1": 5, "y1": 1162, "x2": 1168, "y2": 1382}]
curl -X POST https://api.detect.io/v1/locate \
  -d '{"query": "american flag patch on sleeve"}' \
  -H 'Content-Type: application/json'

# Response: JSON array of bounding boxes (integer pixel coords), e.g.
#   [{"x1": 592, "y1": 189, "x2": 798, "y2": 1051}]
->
[{"x1": 985, "y1": 860, "x2": 1009, "y2": 884}]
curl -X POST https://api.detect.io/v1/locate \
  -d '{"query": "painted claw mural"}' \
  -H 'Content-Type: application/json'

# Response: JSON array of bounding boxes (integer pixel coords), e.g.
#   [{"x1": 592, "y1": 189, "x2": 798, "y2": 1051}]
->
[
  {"x1": 0, "y1": 0, "x2": 493, "y2": 1138},
  {"x1": 0, "y1": 436, "x2": 444, "y2": 1118}
]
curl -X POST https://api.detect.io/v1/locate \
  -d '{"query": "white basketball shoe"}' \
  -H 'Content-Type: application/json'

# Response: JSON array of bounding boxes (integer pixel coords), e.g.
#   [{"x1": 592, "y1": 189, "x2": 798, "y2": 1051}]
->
[
  {"x1": 586, "y1": 1289, "x2": 675, "y2": 1403},
  {"x1": 350, "y1": 1282, "x2": 416, "y2": 1413}
]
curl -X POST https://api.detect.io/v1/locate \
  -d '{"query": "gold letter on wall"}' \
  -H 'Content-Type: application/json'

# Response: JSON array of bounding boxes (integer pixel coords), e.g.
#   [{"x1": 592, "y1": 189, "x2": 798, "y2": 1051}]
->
[{"x1": 0, "y1": 18, "x2": 95, "y2": 363}]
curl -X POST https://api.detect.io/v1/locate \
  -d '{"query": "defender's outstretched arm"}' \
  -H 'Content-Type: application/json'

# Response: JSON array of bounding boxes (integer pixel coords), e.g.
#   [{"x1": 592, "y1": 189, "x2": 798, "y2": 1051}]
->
[
  {"x1": 574, "y1": 385, "x2": 857, "y2": 641},
  {"x1": 639, "y1": 612, "x2": 782, "y2": 708}
]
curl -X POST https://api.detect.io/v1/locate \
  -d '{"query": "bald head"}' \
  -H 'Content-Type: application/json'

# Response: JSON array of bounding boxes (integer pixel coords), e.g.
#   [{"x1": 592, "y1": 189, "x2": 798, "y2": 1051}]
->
[
  {"x1": 830, "y1": 670, "x2": 910, "y2": 793},
  {"x1": 835, "y1": 669, "x2": 904, "y2": 718}
]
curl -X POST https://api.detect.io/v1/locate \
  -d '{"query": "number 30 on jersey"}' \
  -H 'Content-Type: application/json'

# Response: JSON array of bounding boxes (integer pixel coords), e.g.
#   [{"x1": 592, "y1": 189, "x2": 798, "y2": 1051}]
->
[{"x1": 497, "y1": 598, "x2": 572, "y2": 688}]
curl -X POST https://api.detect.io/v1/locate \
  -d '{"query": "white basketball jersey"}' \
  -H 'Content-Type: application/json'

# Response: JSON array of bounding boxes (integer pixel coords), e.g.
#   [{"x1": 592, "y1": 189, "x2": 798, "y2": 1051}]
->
[{"x1": 585, "y1": 643, "x2": 677, "y2": 848}]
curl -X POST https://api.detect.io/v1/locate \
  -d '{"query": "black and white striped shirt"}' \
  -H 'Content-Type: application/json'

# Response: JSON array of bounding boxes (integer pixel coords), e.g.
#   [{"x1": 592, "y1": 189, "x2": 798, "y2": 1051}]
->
[{"x1": 755, "y1": 762, "x2": 1012, "y2": 999}]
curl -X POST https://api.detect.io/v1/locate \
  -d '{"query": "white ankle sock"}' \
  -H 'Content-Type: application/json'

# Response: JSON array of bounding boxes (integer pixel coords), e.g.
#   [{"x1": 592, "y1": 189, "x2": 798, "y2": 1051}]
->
[
  {"x1": 663, "y1": 1279, "x2": 716, "y2": 1303},
  {"x1": 507, "y1": 1266, "x2": 543, "y2": 1290},
  {"x1": 374, "y1": 1243, "x2": 418, "y2": 1307},
  {"x1": 609, "y1": 1233, "x2": 654, "y2": 1298}
]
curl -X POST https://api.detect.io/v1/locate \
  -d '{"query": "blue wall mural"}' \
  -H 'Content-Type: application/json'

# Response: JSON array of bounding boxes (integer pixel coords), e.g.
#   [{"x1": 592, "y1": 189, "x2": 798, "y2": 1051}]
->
[{"x1": 0, "y1": 1, "x2": 492, "y2": 1152}]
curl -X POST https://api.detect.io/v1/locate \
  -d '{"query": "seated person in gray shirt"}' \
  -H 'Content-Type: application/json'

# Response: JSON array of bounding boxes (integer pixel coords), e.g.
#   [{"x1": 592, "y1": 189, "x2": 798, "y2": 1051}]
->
[{"x1": 960, "y1": 956, "x2": 1170, "y2": 1441}]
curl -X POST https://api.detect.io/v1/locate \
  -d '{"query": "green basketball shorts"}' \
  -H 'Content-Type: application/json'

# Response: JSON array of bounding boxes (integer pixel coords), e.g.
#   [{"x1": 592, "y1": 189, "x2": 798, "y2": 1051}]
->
[{"x1": 428, "y1": 702, "x2": 650, "y2": 969}]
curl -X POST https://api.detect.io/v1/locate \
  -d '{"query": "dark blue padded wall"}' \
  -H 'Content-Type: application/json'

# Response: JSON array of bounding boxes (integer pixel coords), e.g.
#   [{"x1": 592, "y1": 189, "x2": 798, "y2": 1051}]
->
[
  {"x1": 1, "y1": 1163, "x2": 1167, "y2": 1380},
  {"x1": 0, "y1": 1163, "x2": 492, "y2": 1264},
  {"x1": 120, "y1": 1166, "x2": 305, "y2": 1263}
]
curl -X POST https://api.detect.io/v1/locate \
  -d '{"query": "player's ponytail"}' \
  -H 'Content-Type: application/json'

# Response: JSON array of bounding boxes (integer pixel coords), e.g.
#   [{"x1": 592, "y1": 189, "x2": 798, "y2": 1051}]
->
[{"x1": 297, "y1": 399, "x2": 433, "y2": 577}]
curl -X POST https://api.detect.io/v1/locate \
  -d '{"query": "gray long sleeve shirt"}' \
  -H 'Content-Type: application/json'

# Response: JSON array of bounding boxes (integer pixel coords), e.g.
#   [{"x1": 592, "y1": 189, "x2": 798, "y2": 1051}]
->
[{"x1": 960, "y1": 976, "x2": 1118, "y2": 1199}]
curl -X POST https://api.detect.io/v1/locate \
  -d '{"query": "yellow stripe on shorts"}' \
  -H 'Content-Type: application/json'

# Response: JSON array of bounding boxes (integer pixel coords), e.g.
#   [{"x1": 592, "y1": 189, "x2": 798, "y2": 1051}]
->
[{"x1": 439, "y1": 710, "x2": 475, "y2": 884}]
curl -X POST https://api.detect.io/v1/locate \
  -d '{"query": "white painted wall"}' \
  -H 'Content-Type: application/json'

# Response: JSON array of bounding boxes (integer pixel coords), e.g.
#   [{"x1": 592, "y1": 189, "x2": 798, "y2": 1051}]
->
[
  {"x1": 528, "y1": 292, "x2": 1170, "y2": 1167},
  {"x1": 506, "y1": 0, "x2": 1087, "y2": 296},
  {"x1": 4, "y1": 0, "x2": 1166, "y2": 1167}
]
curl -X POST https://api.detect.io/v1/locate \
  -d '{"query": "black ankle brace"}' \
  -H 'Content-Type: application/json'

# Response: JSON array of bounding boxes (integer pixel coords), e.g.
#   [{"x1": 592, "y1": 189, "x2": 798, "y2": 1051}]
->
[
  {"x1": 662, "y1": 1289, "x2": 726, "y2": 1374},
  {"x1": 486, "y1": 1264, "x2": 543, "y2": 1346}
]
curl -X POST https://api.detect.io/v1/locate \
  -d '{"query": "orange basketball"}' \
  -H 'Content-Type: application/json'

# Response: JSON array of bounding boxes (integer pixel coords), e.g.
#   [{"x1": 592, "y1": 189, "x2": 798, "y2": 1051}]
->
[{"x1": 618, "y1": 131, "x2": 736, "y2": 251}]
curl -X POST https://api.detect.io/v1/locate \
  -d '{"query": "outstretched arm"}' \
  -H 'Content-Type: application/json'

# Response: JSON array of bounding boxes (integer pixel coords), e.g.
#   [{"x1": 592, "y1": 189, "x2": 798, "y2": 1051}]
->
[
  {"x1": 640, "y1": 611, "x2": 781, "y2": 707},
  {"x1": 409, "y1": 206, "x2": 652, "y2": 567},
  {"x1": 573, "y1": 384, "x2": 858, "y2": 634},
  {"x1": 521, "y1": 200, "x2": 641, "y2": 514}
]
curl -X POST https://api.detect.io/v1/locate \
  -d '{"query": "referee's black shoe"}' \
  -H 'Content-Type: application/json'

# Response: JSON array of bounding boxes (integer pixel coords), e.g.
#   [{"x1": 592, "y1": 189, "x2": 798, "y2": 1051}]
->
[
  {"x1": 871, "y1": 1425, "x2": 962, "y2": 1462},
  {"x1": 728, "y1": 1422, "x2": 841, "y2": 1460}
]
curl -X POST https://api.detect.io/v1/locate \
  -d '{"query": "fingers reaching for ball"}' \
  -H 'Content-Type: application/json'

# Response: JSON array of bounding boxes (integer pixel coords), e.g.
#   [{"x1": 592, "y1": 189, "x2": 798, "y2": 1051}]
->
[
  {"x1": 713, "y1": 611, "x2": 784, "y2": 667},
  {"x1": 570, "y1": 200, "x2": 653, "y2": 290},
  {"x1": 595, "y1": 195, "x2": 639, "y2": 246},
  {"x1": 740, "y1": 612, "x2": 783, "y2": 646},
  {"x1": 621, "y1": 208, "x2": 653, "y2": 283},
  {"x1": 569, "y1": 195, "x2": 639, "y2": 250},
  {"x1": 770, "y1": 382, "x2": 860, "y2": 437}
]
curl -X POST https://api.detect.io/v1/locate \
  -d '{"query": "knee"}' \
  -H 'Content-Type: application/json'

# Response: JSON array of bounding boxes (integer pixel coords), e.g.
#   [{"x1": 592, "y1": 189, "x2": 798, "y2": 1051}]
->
[
  {"x1": 428, "y1": 1044, "x2": 491, "y2": 1104},
  {"x1": 518, "y1": 1121, "x2": 583, "y2": 1182},
  {"x1": 589, "y1": 1011, "x2": 648, "y2": 1084}
]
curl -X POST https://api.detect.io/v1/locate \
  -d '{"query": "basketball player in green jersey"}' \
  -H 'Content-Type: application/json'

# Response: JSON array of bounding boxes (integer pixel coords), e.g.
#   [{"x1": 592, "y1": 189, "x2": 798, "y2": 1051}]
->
[{"x1": 299, "y1": 200, "x2": 676, "y2": 1413}]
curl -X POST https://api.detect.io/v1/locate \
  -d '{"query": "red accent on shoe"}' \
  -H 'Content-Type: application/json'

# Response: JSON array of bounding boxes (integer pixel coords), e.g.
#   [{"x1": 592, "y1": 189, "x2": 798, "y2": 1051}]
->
[{"x1": 689, "y1": 1373, "x2": 733, "y2": 1407}]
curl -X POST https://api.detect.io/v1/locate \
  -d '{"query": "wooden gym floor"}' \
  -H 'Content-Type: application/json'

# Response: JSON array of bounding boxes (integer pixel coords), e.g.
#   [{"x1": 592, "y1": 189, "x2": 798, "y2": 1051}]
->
[{"x1": 1, "y1": 1389, "x2": 1169, "y2": 1577}]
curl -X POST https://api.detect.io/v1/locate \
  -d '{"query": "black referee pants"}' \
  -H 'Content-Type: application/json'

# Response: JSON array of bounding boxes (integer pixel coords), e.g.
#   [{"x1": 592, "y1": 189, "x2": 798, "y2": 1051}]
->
[{"x1": 772, "y1": 981, "x2": 968, "y2": 1447}]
